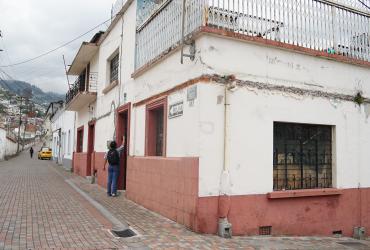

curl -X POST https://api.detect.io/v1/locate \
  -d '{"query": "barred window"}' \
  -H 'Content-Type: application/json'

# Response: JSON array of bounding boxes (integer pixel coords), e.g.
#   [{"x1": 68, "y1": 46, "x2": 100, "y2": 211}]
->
[
  {"x1": 110, "y1": 54, "x2": 119, "y2": 83},
  {"x1": 273, "y1": 122, "x2": 332, "y2": 191}
]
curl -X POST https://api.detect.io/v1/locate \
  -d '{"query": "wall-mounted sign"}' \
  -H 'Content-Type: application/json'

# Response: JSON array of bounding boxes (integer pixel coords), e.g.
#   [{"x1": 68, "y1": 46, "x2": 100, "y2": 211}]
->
[
  {"x1": 169, "y1": 101, "x2": 183, "y2": 119},
  {"x1": 187, "y1": 85, "x2": 197, "y2": 101}
]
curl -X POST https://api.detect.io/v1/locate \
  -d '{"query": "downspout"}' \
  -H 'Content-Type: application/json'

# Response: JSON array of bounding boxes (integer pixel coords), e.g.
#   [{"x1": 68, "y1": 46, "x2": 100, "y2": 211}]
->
[
  {"x1": 118, "y1": 13, "x2": 124, "y2": 108},
  {"x1": 72, "y1": 111, "x2": 77, "y2": 172},
  {"x1": 218, "y1": 82, "x2": 233, "y2": 238},
  {"x1": 58, "y1": 128, "x2": 62, "y2": 165},
  {"x1": 113, "y1": 13, "x2": 125, "y2": 141}
]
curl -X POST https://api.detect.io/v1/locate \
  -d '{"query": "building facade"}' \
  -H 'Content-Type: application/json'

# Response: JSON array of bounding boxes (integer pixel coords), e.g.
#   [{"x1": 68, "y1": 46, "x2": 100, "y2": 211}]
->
[
  {"x1": 0, "y1": 127, "x2": 18, "y2": 161},
  {"x1": 46, "y1": 101, "x2": 76, "y2": 170},
  {"x1": 66, "y1": 0, "x2": 370, "y2": 237}
]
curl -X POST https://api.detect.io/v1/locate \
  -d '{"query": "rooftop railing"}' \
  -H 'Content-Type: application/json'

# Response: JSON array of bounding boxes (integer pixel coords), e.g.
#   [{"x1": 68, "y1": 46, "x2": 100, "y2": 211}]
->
[
  {"x1": 135, "y1": 0, "x2": 370, "y2": 69},
  {"x1": 111, "y1": 0, "x2": 128, "y2": 19}
]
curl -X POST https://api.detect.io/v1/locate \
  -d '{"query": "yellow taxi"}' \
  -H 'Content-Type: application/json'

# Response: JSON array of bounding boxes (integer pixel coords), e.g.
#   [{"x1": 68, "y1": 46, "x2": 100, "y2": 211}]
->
[{"x1": 38, "y1": 147, "x2": 52, "y2": 160}]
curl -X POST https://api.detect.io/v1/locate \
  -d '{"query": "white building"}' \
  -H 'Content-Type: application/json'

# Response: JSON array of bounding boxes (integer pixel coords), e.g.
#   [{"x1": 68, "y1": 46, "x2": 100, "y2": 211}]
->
[
  {"x1": 46, "y1": 101, "x2": 76, "y2": 170},
  {"x1": 0, "y1": 127, "x2": 18, "y2": 161},
  {"x1": 65, "y1": 0, "x2": 370, "y2": 237}
]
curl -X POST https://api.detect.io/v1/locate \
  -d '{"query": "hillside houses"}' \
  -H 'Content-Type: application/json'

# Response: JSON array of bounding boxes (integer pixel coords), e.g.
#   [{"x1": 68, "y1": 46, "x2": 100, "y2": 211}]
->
[{"x1": 53, "y1": 0, "x2": 370, "y2": 237}]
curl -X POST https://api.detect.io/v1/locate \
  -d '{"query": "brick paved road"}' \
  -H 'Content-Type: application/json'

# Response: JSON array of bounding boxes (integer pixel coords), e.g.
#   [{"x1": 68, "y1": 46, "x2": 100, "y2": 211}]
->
[
  {"x1": 1, "y1": 152, "x2": 370, "y2": 249},
  {"x1": 0, "y1": 152, "x2": 124, "y2": 250}
]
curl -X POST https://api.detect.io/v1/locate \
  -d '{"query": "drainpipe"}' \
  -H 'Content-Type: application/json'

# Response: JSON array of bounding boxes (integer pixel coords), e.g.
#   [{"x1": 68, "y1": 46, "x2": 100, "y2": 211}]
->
[
  {"x1": 72, "y1": 111, "x2": 77, "y2": 172},
  {"x1": 118, "y1": 14, "x2": 124, "y2": 108},
  {"x1": 218, "y1": 82, "x2": 233, "y2": 238},
  {"x1": 113, "y1": 13, "x2": 125, "y2": 142},
  {"x1": 180, "y1": 0, "x2": 195, "y2": 64},
  {"x1": 58, "y1": 128, "x2": 62, "y2": 165}
]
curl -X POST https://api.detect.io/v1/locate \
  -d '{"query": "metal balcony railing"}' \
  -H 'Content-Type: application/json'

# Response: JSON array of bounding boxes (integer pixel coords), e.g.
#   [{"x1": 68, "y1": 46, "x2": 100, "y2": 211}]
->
[
  {"x1": 135, "y1": 0, "x2": 370, "y2": 69},
  {"x1": 65, "y1": 72, "x2": 98, "y2": 104}
]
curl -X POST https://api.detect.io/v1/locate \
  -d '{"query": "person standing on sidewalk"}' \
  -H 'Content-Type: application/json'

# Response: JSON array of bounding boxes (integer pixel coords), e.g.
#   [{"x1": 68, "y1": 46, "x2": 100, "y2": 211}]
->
[
  {"x1": 29, "y1": 147, "x2": 34, "y2": 158},
  {"x1": 103, "y1": 136, "x2": 125, "y2": 197}
]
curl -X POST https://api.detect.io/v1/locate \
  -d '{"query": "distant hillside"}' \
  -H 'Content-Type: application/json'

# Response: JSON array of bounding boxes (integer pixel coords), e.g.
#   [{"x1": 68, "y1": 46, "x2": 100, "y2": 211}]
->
[{"x1": 0, "y1": 80, "x2": 64, "y2": 107}]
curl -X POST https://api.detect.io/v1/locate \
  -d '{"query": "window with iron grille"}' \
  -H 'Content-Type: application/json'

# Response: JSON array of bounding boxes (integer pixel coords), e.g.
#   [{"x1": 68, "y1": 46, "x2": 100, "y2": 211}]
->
[
  {"x1": 110, "y1": 54, "x2": 119, "y2": 83},
  {"x1": 273, "y1": 122, "x2": 332, "y2": 191}
]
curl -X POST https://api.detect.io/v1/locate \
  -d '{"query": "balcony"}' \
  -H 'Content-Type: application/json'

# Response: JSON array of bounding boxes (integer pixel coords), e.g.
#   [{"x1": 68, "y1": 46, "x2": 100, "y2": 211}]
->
[
  {"x1": 135, "y1": 0, "x2": 370, "y2": 70},
  {"x1": 65, "y1": 73, "x2": 98, "y2": 111}
]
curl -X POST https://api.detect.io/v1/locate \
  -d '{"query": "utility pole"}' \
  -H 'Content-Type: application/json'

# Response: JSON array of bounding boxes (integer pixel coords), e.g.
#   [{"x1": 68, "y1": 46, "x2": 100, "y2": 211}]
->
[
  {"x1": 22, "y1": 118, "x2": 28, "y2": 151},
  {"x1": 63, "y1": 55, "x2": 71, "y2": 90},
  {"x1": 16, "y1": 96, "x2": 23, "y2": 153},
  {"x1": 0, "y1": 30, "x2": 3, "y2": 51}
]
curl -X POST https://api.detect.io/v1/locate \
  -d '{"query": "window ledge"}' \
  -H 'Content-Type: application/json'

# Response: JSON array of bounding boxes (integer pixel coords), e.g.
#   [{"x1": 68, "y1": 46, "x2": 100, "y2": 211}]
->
[
  {"x1": 102, "y1": 80, "x2": 118, "y2": 94},
  {"x1": 267, "y1": 188, "x2": 343, "y2": 199}
]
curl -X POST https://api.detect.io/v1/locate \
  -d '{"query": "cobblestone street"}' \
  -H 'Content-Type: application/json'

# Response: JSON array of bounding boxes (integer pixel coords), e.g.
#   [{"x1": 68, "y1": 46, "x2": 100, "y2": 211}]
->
[{"x1": 0, "y1": 152, "x2": 369, "y2": 249}]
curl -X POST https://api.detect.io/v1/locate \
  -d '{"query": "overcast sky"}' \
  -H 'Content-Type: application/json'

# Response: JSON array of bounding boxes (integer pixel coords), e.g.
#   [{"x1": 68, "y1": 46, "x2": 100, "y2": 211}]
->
[{"x1": 0, "y1": 0, "x2": 115, "y2": 94}]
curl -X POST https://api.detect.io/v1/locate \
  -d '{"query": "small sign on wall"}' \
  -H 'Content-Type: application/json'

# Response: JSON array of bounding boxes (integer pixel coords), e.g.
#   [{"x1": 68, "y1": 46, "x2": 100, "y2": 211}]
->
[
  {"x1": 169, "y1": 101, "x2": 184, "y2": 119},
  {"x1": 187, "y1": 85, "x2": 197, "y2": 101}
]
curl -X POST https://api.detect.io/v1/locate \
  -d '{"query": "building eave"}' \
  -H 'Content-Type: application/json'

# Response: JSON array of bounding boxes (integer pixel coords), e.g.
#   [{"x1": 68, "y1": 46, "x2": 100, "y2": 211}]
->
[{"x1": 67, "y1": 42, "x2": 99, "y2": 75}]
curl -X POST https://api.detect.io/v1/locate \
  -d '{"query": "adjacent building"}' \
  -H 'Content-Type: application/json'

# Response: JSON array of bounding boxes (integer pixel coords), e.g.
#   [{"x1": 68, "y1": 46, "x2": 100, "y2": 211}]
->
[
  {"x1": 0, "y1": 127, "x2": 18, "y2": 161},
  {"x1": 46, "y1": 101, "x2": 76, "y2": 170},
  {"x1": 66, "y1": 0, "x2": 370, "y2": 237}
]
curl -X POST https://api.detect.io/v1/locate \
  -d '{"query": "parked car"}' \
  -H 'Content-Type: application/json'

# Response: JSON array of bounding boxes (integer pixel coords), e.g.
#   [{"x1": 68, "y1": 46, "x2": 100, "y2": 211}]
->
[{"x1": 38, "y1": 147, "x2": 52, "y2": 160}]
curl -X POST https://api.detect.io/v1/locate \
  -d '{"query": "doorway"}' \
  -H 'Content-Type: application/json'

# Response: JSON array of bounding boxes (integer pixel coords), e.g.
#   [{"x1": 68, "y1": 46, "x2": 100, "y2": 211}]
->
[
  {"x1": 116, "y1": 103, "x2": 131, "y2": 190},
  {"x1": 87, "y1": 121, "x2": 95, "y2": 177},
  {"x1": 76, "y1": 126, "x2": 84, "y2": 153}
]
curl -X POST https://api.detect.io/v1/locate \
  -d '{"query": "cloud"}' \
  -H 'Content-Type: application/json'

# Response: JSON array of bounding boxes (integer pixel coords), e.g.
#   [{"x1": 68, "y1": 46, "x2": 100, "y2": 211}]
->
[{"x1": 0, "y1": 0, "x2": 115, "y2": 93}]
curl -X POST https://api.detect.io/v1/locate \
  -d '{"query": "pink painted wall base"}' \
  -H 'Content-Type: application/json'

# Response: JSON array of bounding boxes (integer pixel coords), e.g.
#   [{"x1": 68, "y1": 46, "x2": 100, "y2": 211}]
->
[
  {"x1": 73, "y1": 153, "x2": 88, "y2": 177},
  {"x1": 92, "y1": 152, "x2": 107, "y2": 189},
  {"x1": 126, "y1": 156, "x2": 199, "y2": 229},
  {"x1": 195, "y1": 188, "x2": 370, "y2": 236}
]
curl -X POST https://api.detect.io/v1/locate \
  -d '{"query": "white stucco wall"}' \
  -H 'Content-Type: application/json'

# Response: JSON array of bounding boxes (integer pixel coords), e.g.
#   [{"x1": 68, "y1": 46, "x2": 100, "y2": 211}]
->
[
  {"x1": 0, "y1": 129, "x2": 6, "y2": 161},
  {"x1": 5, "y1": 138, "x2": 17, "y2": 157},
  {"x1": 198, "y1": 34, "x2": 370, "y2": 96},
  {"x1": 131, "y1": 105, "x2": 145, "y2": 156},
  {"x1": 166, "y1": 87, "x2": 200, "y2": 157},
  {"x1": 0, "y1": 128, "x2": 19, "y2": 160},
  {"x1": 50, "y1": 108, "x2": 76, "y2": 162}
]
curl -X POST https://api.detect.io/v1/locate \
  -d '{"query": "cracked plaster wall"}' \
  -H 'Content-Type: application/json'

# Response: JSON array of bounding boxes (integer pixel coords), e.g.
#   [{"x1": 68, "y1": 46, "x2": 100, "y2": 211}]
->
[{"x1": 199, "y1": 34, "x2": 370, "y2": 98}]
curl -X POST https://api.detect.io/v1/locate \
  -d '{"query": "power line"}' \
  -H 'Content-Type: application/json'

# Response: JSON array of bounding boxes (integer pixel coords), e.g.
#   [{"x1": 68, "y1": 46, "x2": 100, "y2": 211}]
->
[
  {"x1": 0, "y1": 18, "x2": 111, "y2": 68},
  {"x1": 0, "y1": 39, "x2": 19, "y2": 78},
  {"x1": 0, "y1": 68, "x2": 15, "y2": 80},
  {"x1": 357, "y1": 0, "x2": 370, "y2": 10}
]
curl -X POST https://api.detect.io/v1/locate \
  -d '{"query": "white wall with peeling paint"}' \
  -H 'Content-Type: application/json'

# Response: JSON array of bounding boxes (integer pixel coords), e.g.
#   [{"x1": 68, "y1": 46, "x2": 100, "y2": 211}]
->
[
  {"x1": 199, "y1": 34, "x2": 370, "y2": 97},
  {"x1": 182, "y1": 81, "x2": 370, "y2": 197}
]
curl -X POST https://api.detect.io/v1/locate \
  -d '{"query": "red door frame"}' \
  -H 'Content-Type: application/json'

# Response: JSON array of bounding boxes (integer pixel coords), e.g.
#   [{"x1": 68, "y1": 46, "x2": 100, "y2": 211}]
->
[
  {"x1": 145, "y1": 98, "x2": 167, "y2": 157},
  {"x1": 116, "y1": 103, "x2": 131, "y2": 190},
  {"x1": 87, "y1": 120, "x2": 96, "y2": 177},
  {"x1": 76, "y1": 126, "x2": 84, "y2": 153}
]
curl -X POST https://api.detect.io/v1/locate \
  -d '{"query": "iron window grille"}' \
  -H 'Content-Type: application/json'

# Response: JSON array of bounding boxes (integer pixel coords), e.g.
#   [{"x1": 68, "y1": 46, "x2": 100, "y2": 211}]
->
[
  {"x1": 110, "y1": 54, "x2": 119, "y2": 84},
  {"x1": 273, "y1": 122, "x2": 332, "y2": 191}
]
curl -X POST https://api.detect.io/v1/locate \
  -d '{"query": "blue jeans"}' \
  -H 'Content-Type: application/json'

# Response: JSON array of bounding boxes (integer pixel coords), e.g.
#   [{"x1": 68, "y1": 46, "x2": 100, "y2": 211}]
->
[{"x1": 107, "y1": 165, "x2": 119, "y2": 195}]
